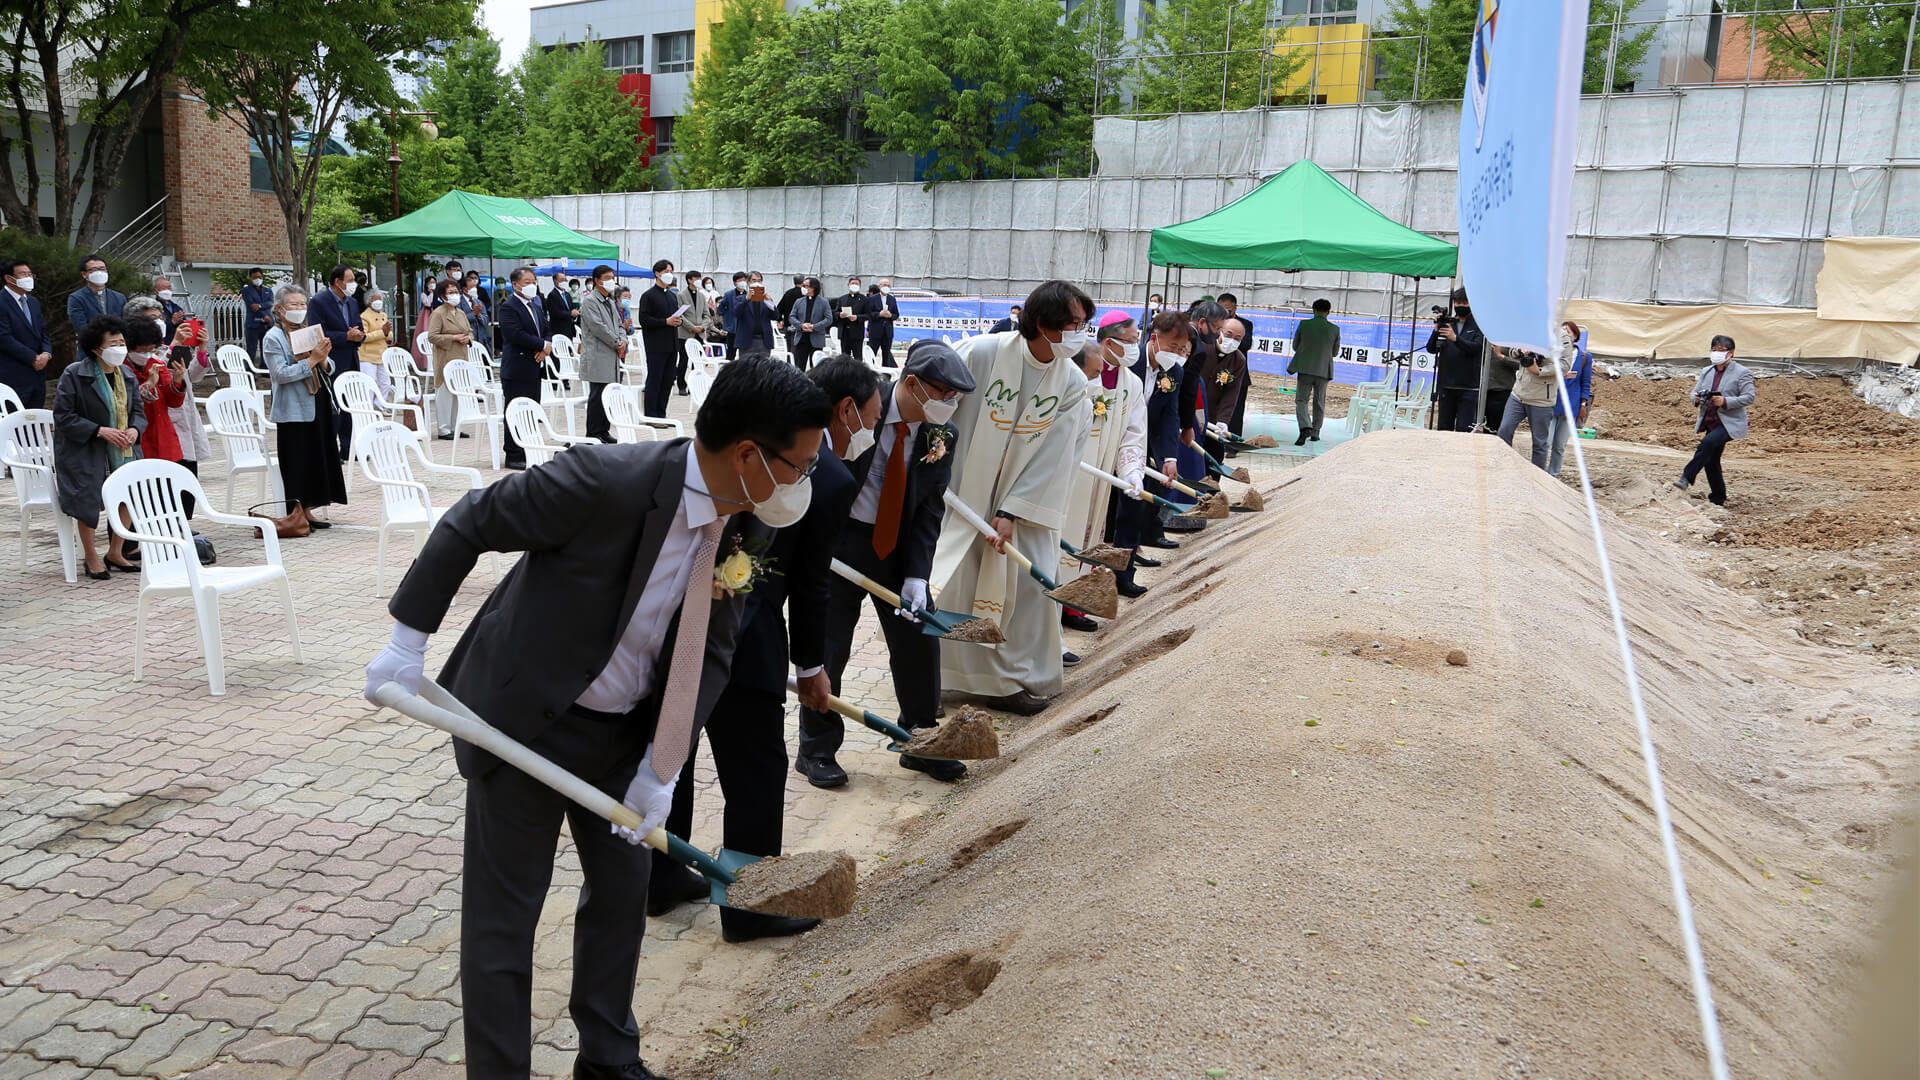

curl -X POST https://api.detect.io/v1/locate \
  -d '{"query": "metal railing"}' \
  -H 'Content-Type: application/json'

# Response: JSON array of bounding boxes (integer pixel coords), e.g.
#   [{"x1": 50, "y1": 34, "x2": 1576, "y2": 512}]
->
[
  {"x1": 98, "y1": 195, "x2": 170, "y2": 273},
  {"x1": 186, "y1": 293, "x2": 248, "y2": 351}
]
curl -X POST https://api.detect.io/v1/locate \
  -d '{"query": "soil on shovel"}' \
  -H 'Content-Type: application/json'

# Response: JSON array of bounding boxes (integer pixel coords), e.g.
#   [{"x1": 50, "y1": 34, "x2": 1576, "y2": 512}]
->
[
  {"x1": 904, "y1": 706, "x2": 1002, "y2": 760},
  {"x1": 1234, "y1": 486, "x2": 1266, "y2": 511},
  {"x1": 726, "y1": 851, "x2": 858, "y2": 919},
  {"x1": 1046, "y1": 567, "x2": 1119, "y2": 619},
  {"x1": 942, "y1": 617, "x2": 1006, "y2": 645},
  {"x1": 1228, "y1": 465, "x2": 1252, "y2": 483},
  {"x1": 1244, "y1": 434, "x2": 1281, "y2": 448},
  {"x1": 1194, "y1": 492, "x2": 1232, "y2": 519},
  {"x1": 1072, "y1": 543, "x2": 1132, "y2": 571}
]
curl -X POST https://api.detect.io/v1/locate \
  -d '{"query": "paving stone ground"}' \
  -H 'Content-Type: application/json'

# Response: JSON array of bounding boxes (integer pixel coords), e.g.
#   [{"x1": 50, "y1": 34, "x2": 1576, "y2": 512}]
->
[{"x1": 0, "y1": 387, "x2": 953, "y2": 1079}]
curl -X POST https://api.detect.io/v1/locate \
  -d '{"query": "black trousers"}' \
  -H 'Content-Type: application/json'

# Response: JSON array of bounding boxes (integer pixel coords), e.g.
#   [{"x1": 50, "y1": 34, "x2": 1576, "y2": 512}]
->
[
  {"x1": 461, "y1": 703, "x2": 655, "y2": 1077},
  {"x1": 180, "y1": 458, "x2": 198, "y2": 520},
  {"x1": 501, "y1": 375, "x2": 540, "y2": 464},
  {"x1": 868, "y1": 328, "x2": 895, "y2": 367},
  {"x1": 1682, "y1": 425, "x2": 1732, "y2": 505},
  {"x1": 836, "y1": 325, "x2": 861, "y2": 359},
  {"x1": 643, "y1": 343, "x2": 675, "y2": 418},
  {"x1": 797, "y1": 523, "x2": 940, "y2": 762},
  {"x1": 1481, "y1": 388, "x2": 1512, "y2": 434},
  {"x1": 244, "y1": 324, "x2": 266, "y2": 362},
  {"x1": 586, "y1": 382, "x2": 611, "y2": 441},
  {"x1": 1435, "y1": 387, "x2": 1479, "y2": 432},
  {"x1": 792, "y1": 343, "x2": 817, "y2": 371},
  {"x1": 661, "y1": 682, "x2": 788, "y2": 866},
  {"x1": 332, "y1": 354, "x2": 360, "y2": 457},
  {"x1": 673, "y1": 340, "x2": 692, "y2": 392}
]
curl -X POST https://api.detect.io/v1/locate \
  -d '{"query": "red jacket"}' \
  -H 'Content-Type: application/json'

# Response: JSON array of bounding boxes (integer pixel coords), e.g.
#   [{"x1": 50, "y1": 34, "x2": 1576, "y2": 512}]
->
[{"x1": 135, "y1": 354, "x2": 185, "y2": 462}]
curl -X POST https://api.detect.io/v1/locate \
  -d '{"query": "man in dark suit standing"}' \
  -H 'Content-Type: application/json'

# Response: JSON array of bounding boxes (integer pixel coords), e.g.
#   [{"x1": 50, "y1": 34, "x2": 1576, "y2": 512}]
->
[
  {"x1": 715, "y1": 272, "x2": 747, "y2": 362},
  {"x1": 865, "y1": 279, "x2": 900, "y2": 367},
  {"x1": 543, "y1": 267, "x2": 578, "y2": 343},
  {"x1": 774, "y1": 273, "x2": 805, "y2": 352},
  {"x1": 309, "y1": 264, "x2": 365, "y2": 456},
  {"x1": 364, "y1": 358, "x2": 831, "y2": 1080},
  {"x1": 652, "y1": 357, "x2": 874, "y2": 941},
  {"x1": 496, "y1": 266, "x2": 551, "y2": 471},
  {"x1": 241, "y1": 268, "x2": 273, "y2": 361},
  {"x1": 0, "y1": 259, "x2": 52, "y2": 408},
  {"x1": 831, "y1": 276, "x2": 866, "y2": 358},
  {"x1": 732, "y1": 272, "x2": 780, "y2": 361},
  {"x1": 66, "y1": 254, "x2": 125, "y2": 364},
  {"x1": 637, "y1": 259, "x2": 685, "y2": 418},
  {"x1": 987, "y1": 304, "x2": 1020, "y2": 334},
  {"x1": 796, "y1": 340, "x2": 975, "y2": 788}
]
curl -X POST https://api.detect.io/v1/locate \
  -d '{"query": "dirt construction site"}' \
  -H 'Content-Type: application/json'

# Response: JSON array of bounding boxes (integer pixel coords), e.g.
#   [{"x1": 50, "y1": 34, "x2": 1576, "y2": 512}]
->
[{"x1": 678, "y1": 375, "x2": 1918, "y2": 1079}]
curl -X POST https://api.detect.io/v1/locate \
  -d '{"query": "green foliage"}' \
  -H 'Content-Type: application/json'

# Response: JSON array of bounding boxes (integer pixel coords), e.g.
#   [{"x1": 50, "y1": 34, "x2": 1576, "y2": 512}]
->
[
  {"x1": 207, "y1": 268, "x2": 289, "y2": 296},
  {"x1": 510, "y1": 39, "x2": 658, "y2": 196},
  {"x1": 178, "y1": 0, "x2": 479, "y2": 281},
  {"x1": 1132, "y1": 0, "x2": 1306, "y2": 115},
  {"x1": 674, "y1": 0, "x2": 797, "y2": 187},
  {"x1": 869, "y1": 0, "x2": 1094, "y2": 181},
  {"x1": 0, "y1": 227, "x2": 149, "y2": 375},
  {"x1": 1733, "y1": 0, "x2": 1918, "y2": 79},
  {"x1": 420, "y1": 34, "x2": 523, "y2": 192},
  {"x1": 1069, "y1": 0, "x2": 1129, "y2": 117},
  {"x1": 1373, "y1": 0, "x2": 1479, "y2": 101},
  {"x1": 1583, "y1": 0, "x2": 1659, "y2": 93}
]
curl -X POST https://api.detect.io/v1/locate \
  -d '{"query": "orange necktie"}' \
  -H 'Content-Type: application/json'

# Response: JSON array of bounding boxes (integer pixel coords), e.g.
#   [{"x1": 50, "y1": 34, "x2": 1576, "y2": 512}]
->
[{"x1": 871, "y1": 422, "x2": 911, "y2": 559}]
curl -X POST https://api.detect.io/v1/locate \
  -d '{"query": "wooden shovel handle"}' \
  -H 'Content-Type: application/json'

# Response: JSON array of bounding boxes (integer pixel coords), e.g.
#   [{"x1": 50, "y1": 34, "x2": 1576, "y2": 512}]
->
[
  {"x1": 830, "y1": 558, "x2": 901, "y2": 607},
  {"x1": 943, "y1": 490, "x2": 1034, "y2": 572}
]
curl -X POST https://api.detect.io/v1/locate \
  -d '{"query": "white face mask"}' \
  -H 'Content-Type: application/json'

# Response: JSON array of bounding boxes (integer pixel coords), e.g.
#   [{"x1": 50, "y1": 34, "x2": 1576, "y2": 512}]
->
[
  {"x1": 343, "y1": 282, "x2": 357, "y2": 296},
  {"x1": 518, "y1": 283, "x2": 538, "y2": 300},
  {"x1": 1050, "y1": 327, "x2": 1089, "y2": 361},
  {"x1": 157, "y1": 289, "x2": 173, "y2": 301},
  {"x1": 467, "y1": 289, "x2": 478, "y2": 298},
  {"x1": 842, "y1": 414, "x2": 876, "y2": 460},
  {"x1": 1710, "y1": 350, "x2": 1729, "y2": 366},
  {"x1": 250, "y1": 277, "x2": 263, "y2": 286},
  {"x1": 283, "y1": 307, "x2": 308, "y2": 324},
  {"x1": 87, "y1": 270, "x2": 109, "y2": 286},
  {"x1": 1152, "y1": 350, "x2": 1184, "y2": 371},
  {"x1": 912, "y1": 379, "x2": 958, "y2": 425},
  {"x1": 658, "y1": 272, "x2": 676, "y2": 287},
  {"x1": 1217, "y1": 335, "x2": 1242, "y2": 354},
  {"x1": 745, "y1": 449, "x2": 812, "y2": 527},
  {"x1": 9, "y1": 276, "x2": 30, "y2": 293},
  {"x1": 879, "y1": 286, "x2": 890, "y2": 295},
  {"x1": 370, "y1": 299, "x2": 384, "y2": 312},
  {"x1": 100, "y1": 345, "x2": 128, "y2": 368}
]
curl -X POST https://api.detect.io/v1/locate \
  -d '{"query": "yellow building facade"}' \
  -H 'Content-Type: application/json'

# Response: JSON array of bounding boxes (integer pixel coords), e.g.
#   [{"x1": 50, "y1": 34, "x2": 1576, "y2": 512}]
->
[{"x1": 1274, "y1": 22, "x2": 1374, "y2": 105}]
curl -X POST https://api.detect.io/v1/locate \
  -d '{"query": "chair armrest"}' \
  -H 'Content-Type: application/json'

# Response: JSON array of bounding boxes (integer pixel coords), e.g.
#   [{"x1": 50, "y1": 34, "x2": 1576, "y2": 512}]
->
[
  {"x1": 202, "y1": 504, "x2": 286, "y2": 564},
  {"x1": 419, "y1": 460, "x2": 485, "y2": 488}
]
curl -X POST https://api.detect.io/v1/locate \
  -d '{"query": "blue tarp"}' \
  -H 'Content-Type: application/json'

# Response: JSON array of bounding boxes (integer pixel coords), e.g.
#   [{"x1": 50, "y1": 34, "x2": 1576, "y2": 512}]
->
[{"x1": 533, "y1": 260, "x2": 653, "y2": 279}]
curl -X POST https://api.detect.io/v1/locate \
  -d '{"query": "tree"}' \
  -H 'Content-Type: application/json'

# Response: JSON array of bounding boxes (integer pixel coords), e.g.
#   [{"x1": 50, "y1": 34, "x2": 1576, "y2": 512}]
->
[
  {"x1": 0, "y1": 0, "x2": 238, "y2": 244},
  {"x1": 179, "y1": 0, "x2": 478, "y2": 283},
  {"x1": 419, "y1": 33, "x2": 522, "y2": 192},
  {"x1": 870, "y1": 0, "x2": 1094, "y2": 181},
  {"x1": 306, "y1": 116, "x2": 467, "y2": 279},
  {"x1": 1373, "y1": 0, "x2": 1478, "y2": 102},
  {"x1": 1132, "y1": 0, "x2": 1307, "y2": 115},
  {"x1": 509, "y1": 39, "x2": 656, "y2": 197},
  {"x1": 1583, "y1": 0, "x2": 1659, "y2": 93},
  {"x1": 1737, "y1": 0, "x2": 1918, "y2": 79},
  {"x1": 674, "y1": 0, "x2": 793, "y2": 188}
]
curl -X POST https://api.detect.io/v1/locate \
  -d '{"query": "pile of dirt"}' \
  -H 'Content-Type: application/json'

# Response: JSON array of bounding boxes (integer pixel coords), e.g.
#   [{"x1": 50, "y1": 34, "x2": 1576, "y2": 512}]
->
[
  {"x1": 685, "y1": 432, "x2": 1916, "y2": 1079},
  {"x1": 904, "y1": 706, "x2": 1001, "y2": 760},
  {"x1": 1589, "y1": 372, "x2": 1918, "y2": 454},
  {"x1": 1070, "y1": 542, "x2": 1132, "y2": 571},
  {"x1": 1046, "y1": 567, "x2": 1117, "y2": 619},
  {"x1": 725, "y1": 851, "x2": 857, "y2": 919},
  {"x1": 1193, "y1": 492, "x2": 1231, "y2": 519}
]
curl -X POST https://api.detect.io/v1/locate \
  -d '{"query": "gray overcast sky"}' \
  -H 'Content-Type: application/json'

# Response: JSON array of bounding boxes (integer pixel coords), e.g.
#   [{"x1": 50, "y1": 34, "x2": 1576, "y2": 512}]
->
[{"x1": 482, "y1": 0, "x2": 538, "y2": 69}]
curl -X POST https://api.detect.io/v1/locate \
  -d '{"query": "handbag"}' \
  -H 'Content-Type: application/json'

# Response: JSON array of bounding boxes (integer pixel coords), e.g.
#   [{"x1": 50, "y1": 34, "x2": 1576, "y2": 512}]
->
[{"x1": 248, "y1": 500, "x2": 310, "y2": 539}]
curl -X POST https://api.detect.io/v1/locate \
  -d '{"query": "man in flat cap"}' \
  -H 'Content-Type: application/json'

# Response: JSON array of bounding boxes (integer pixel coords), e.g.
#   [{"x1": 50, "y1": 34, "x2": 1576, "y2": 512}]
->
[
  {"x1": 795, "y1": 338, "x2": 977, "y2": 788},
  {"x1": 930, "y1": 280, "x2": 1095, "y2": 716}
]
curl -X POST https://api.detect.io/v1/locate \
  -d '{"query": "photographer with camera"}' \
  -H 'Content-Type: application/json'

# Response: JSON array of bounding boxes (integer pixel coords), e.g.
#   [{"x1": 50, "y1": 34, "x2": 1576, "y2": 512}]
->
[
  {"x1": 1425, "y1": 287, "x2": 1485, "y2": 432},
  {"x1": 1496, "y1": 347, "x2": 1558, "y2": 470},
  {"x1": 1673, "y1": 334, "x2": 1754, "y2": 506}
]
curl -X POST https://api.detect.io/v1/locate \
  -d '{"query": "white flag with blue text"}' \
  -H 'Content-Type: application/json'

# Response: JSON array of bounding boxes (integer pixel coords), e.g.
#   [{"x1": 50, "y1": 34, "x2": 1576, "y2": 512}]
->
[{"x1": 1456, "y1": 0, "x2": 1586, "y2": 356}]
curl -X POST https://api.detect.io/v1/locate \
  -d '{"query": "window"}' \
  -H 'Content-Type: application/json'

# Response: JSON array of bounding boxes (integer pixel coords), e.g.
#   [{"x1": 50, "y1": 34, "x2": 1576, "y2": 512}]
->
[
  {"x1": 652, "y1": 116, "x2": 676, "y2": 154},
  {"x1": 1272, "y1": 0, "x2": 1356, "y2": 26},
  {"x1": 604, "y1": 37, "x2": 644, "y2": 74},
  {"x1": 654, "y1": 32, "x2": 693, "y2": 73}
]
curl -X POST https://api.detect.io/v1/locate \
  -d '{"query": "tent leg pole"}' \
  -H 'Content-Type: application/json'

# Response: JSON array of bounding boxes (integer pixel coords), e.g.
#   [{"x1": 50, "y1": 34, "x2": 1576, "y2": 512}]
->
[{"x1": 1387, "y1": 275, "x2": 1399, "y2": 402}]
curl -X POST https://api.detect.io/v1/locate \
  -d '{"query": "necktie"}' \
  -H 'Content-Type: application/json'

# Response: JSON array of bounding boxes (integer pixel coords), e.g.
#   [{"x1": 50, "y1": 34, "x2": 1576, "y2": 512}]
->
[
  {"x1": 649, "y1": 517, "x2": 726, "y2": 782},
  {"x1": 871, "y1": 421, "x2": 911, "y2": 560}
]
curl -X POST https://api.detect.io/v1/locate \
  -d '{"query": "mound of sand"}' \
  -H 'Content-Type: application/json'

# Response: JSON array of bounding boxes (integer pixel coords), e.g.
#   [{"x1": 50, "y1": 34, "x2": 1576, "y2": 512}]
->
[{"x1": 687, "y1": 431, "x2": 1916, "y2": 1079}]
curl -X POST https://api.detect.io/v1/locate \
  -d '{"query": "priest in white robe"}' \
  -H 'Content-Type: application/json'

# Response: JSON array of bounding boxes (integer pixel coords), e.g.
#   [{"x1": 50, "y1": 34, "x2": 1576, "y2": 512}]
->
[
  {"x1": 930, "y1": 282, "x2": 1096, "y2": 715},
  {"x1": 1061, "y1": 312, "x2": 1149, "y2": 581}
]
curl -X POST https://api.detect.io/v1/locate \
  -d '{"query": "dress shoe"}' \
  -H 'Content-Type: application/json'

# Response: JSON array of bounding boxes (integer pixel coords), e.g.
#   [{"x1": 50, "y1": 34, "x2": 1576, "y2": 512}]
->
[
  {"x1": 436, "y1": 431, "x2": 454, "y2": 440},
  {"x1": 1143, "y1": 536, "x2": 1180, "y2": 550},
  {"x1": 1673, "y1": 477, "x2": 1692, "y2": 491},
  {"x1": 306, "y1": 517, "x2": 332, "y2": 530},
  {"x1": 1165, "y1": 515, "x2": 1207, "y2": 533},
  {"x1": 503, "y1": 459, "x2": 527, "y2": 471},
  {"x1": 1061, "y1": 612, "x2": 1097, "y2": 633},
  {"x1": 575, "y1": 1058, "x2": 672, "y2": 1079},
  {"x1": 1116, "y1": 579, "x2": 1148, "y2": 599},
  {"x1": 85, "y1": 566, "x2": 113, "y2": 581},
  {"x1": 1062, "y1": 650, "x2": 1081, "y2": 667},
  {"x1": 646, "y1": 864, "x2": 710, "y2": 917},
  {"x1": 105, "y1": 557, "x2": 139, "y2": 573},
  {"x1": 1295, "y1": 432, "x2": 1310, "y2": 446},
  {"x1": 1309, "y1": 429, "x2": 1321, "y2": 441},
  {"x1": 720, "y1": 907, "x2": 821, "y2": 943},
  {"x1": 898, "y1": 752, "x2": 967, "y2": 780},
  {"x1": 1131, "y1": 553, "x2": 1162, "y2": 568},
  {"x1": 794, "y1": 755, "x2": 848, "y2": 789},
  {"x1": 976, "y1": 690, "x2": 1052, "y2": 716}
]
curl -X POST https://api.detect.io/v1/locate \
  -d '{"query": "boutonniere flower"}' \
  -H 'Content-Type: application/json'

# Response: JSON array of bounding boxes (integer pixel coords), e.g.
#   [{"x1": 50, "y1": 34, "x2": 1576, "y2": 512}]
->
[
  {"x1": 1156, "y1": 375, "x2": 1175, "y2": 393},
  {"x1": 1215, "y1": 371, "x2": 1235, "y2": 386},
  {"x1": 713, "y1": 535, "x2": 779, "y2": 599},
  {"x1": 921, "y1": 426, "x2": 952, "y2": 465},
  {"x1": 1091, "y1": 394, "x2": 1112, "y2": 418}
]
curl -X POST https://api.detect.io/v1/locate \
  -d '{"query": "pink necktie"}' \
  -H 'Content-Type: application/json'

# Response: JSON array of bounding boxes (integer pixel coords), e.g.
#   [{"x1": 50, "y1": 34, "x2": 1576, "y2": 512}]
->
[{"x1": 650, "y1": 518, "x2": 726, "y2": 782}]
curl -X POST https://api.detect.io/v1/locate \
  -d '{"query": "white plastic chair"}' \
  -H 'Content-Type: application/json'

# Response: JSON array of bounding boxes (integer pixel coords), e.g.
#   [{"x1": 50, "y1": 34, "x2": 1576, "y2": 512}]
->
[
  {"x1": 216, "y1": 345, "x2": 271, "y2": 414},
  {"x1": 0, "y1": 383, "x2": 23, "y2": 416},
  {"x1": 443, "y1": 360, "x2": 504, "y2": 469},
  {"x1": 504, "y1": 397, "x2": 594, "y2": 467},
  {"x1": 335, "y1": 371, "x2": 426, "y2": 489},
  {"x1": 381, "y1": 346, "x2": 430, "y2": 432},
  {"x1": 359, "y1": 421, "x2": 496, "y2": 597},
  {"x1": 620, "y1": 334, "x2": 647, "y2": 386},
  {"x1": 686, "y1": 363, "x2": 715, "y2": 409},
  {"x1": 541, "y1": 349, "x2": 588, "y2": 436},
  {"x1": 605, "y1": 385, "x2": 685, "y2": 444},
  {"x1": 1, "y1": 410, "x2": 78, "y2": 582},
  {"x1": 205, "y1": 387, "x2": 284, "y2": 510},
  {"x1": 102, "y1": 459, "x2": 302, "y2": 696}
]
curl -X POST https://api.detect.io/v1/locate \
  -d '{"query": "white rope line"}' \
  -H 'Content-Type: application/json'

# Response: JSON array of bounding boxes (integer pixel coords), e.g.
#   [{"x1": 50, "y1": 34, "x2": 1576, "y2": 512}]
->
[{"x1": 1548, "y1": 350, "x2": 1732, "y2": 1080}]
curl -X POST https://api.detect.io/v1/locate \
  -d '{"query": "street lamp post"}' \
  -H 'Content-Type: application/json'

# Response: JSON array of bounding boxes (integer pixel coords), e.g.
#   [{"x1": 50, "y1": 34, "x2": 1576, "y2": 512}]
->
[{"x1": 388, "y1": 110, "x2": 438, "y2": 328}]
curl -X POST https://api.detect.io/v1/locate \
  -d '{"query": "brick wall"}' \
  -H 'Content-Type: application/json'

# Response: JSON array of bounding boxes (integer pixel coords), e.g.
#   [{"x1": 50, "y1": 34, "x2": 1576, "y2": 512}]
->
[{"x1": 161, "y1": 84, "x2": 292, "y2": 267}]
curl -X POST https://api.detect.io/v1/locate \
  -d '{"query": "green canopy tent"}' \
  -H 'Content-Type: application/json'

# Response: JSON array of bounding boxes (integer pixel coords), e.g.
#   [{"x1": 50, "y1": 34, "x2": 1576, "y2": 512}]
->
[
  {"x1": 337, "y1": 189, "x2": 619, "y2": 259},
  {"x1": 1146, "y1": 160, "x2": 1458, "y2": 401}
]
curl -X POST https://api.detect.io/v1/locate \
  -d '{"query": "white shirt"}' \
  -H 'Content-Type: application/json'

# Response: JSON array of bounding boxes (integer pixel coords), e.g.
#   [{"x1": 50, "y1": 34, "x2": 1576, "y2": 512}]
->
[
  {"x1": 850, "y1": 394, "x2": 922, "y2": 525},
  {"x1": 575, "y1": 447, "x2": 721, "y2": 714}
]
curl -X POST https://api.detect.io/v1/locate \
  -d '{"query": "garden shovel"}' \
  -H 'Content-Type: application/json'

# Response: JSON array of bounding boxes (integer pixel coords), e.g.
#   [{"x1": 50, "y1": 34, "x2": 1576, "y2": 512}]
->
[
  {"x1": 786, "y1": 676, "x2": 991, "y2": 761},
  {"x1": 1075, "y1": 460, "x2": 1185, "y2": 513},
  {"x1": 943, "y1": 491, "x2": 1119, "y2": 619},
  {"x1": 828, "y1": 558, "x2": 1003, "y2": 644},
  {"x1": 1199, "y1": 445, "x2": 1252, "y2": 483},
  {"x1": 373, "y1": 679, "x2": 854, "y2": 918}
]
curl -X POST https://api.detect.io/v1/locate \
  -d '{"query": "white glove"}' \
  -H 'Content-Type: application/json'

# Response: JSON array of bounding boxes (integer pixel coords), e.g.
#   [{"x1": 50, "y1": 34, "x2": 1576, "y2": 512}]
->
[
  {"x1": 612, "y1": 746, "x2": 675, "y2": 845},
  {"x1": 363, "y1": 623, "x2": 428, "y2": 704},
  {"x1": 1207, "y1": 422, "x2": 1230, "y2": 438},
  {"x1": 895, "y1": 577, "x2": 930, "y2": 624}
]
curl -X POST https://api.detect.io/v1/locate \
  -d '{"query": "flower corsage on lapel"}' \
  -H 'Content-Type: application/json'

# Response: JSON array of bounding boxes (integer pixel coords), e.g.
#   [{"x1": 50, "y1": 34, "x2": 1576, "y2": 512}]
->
[
  {"x1": 1155, "y1": 374, "x2": 1176, "y2": 393},
  {"x1": 713, "y1": 535, "x2": 779, "y2": 599},
  {"x1": 1090, "y1": 393, "x2": 1113, "y2": 419},
  {"x1": 1215, "y1": 370, "x2": 1235, "y2": 386},
  {"x1": 920, "y1": 425, "x2": 953, "y2": 465}
]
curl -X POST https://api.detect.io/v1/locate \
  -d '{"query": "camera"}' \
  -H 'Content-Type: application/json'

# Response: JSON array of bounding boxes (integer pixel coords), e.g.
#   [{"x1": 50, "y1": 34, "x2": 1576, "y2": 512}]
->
[{"x1": 1430, "y1": 304, "x2": 1456, "y2": 328}]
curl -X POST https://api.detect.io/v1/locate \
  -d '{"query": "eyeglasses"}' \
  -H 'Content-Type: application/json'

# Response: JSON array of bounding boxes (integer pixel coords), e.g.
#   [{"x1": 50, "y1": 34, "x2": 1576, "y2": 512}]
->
[{"x1": 756, "y1": 441, "x2": 818, "y2": 481}]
